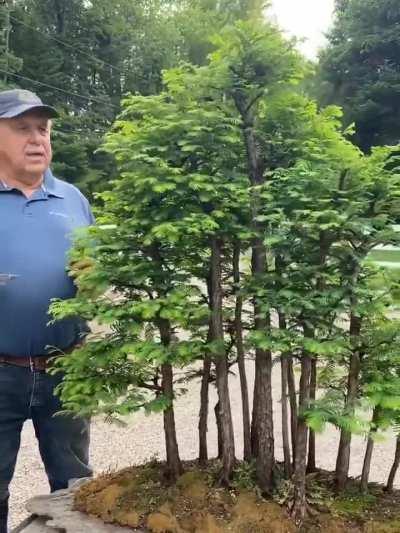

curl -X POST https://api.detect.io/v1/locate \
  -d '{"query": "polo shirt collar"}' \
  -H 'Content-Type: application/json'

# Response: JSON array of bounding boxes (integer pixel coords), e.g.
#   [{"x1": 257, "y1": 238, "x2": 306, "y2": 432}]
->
[
  {"x1": 0, "y1": 168, "x2": 64, "y2": 198},
  {"x1": 43, "y1": 169, "x2": 64, "y2": 198}
]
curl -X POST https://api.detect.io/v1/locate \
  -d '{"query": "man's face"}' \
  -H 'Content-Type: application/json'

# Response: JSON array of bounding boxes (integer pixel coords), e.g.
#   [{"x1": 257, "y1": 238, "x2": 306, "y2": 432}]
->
[{"x1": 0, "y1": 110, "x2": 52, "y2": 182}]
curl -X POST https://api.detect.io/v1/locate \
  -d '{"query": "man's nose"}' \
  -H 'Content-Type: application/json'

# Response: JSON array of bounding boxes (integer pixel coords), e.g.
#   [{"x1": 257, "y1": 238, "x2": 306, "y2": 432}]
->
[{"x1": 28, "y1": 129, "x2": 42, "y2": 143}]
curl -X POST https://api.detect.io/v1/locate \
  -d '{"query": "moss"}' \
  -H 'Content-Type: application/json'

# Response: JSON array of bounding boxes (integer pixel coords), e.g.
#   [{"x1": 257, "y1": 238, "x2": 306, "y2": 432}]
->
[
  {"x1": 333, "y1": 492, "x2": 377, "y2": 518},
  {"x1": 365, "y1": 521, "x2": 400, "y2": 532},
  {"x1": 73, "y1": 462, "x2": 400, "y2": 532}
]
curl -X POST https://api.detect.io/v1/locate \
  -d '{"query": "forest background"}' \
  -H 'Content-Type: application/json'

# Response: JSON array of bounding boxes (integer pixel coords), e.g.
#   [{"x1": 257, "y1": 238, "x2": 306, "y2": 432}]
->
[{"x1": 2, "y1": 0, "x2": 399, "y2": 197}]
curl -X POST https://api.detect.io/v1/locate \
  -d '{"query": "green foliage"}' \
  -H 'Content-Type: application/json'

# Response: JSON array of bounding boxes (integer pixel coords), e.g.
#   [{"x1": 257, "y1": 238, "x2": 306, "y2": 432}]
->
[
  {"x1": 317, "y1": 0, "x2": 400, "y2": 151},
  {"x1": 232, "y1": 459, "x2": 257, "y2": 489},
  {"x1": 41, "y1": 4, "x2": 400, "y2": 506},
  {"x1": 6, "y1": 0, "x2": 272, "y2": 196}
]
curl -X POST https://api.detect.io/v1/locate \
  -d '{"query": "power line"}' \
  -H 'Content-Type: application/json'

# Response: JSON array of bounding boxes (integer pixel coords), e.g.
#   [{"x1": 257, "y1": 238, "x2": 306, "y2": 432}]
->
[
  {"x1": 9, "y1": 14, "x2": 127, "y2": 77},
  {"x1": 0, "y1": 67, "x2": 118, "y2": 110}
]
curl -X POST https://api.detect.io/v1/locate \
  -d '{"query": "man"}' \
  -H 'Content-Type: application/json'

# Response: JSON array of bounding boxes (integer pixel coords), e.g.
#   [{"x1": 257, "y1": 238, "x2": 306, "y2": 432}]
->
[{"x1": 0, "y1": 89, "x2": 94, "y2": 533}]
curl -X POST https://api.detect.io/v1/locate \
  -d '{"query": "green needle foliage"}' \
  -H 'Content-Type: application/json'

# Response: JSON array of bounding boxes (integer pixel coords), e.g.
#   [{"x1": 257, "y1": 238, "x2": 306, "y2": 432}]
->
[{"x1": 48, "y1": 14, "x2": 400, "y2": 525}]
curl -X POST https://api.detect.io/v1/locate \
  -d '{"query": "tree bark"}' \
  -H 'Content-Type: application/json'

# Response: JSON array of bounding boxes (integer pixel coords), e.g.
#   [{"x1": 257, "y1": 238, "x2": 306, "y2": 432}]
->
[
  {"x1": 287, "y1": 355, "x2": 298, "y2": 462},
  {"x1": 251, "y1": 370, "x2": 260, "y2": 457},
  {"x1": 386, "y1": 434, "x2": 400, "y2": 492},
  {"x1": 307, "y1": 358, "x2": 317, "y2": 473},
  {"x1": 158, "y1": 318, "x2": 182, "y2": 481},
  {"x1": 54, "y1": 0, "x2": 66, "y2": 35},
  {"x1": 252, "y1": 242, "x2": 275, "y2": 493},
  {"x1": 281, "y1": 354, "x2": 292, "y2": 478},
  {"x1": 335, "y1": 312, "x2": 362, "y2": 492},
  {"x1": 360, "y1": 407, "x2": 380, "y2": 493},
  {"x1": 215, "y1": 400, "x2": 223, "y2": 460},
  {"x1": 233, "y1": 241, "x2": 252, "y2": 461},
  {"x1": 233, "y1": 89, "x2": 275, "y2": 494},
  {"x1": 210, "y1": 236, "x2": 235, "y2": 484},
  {"x1": 306, "y1": 230, "x2": 329, "y2": 475},
  {"x1": 161, "y1": 362, "x2": 183, "y2": 481},
  {"x1": 278, "y1": 311, "x2": 292, "y2": 477},
  {"x1": 291, "y1": 344, "x2": 312, "y2": 524},
  {"x1": 198, "y1": 354, "x2": 212, "y2": 465}
]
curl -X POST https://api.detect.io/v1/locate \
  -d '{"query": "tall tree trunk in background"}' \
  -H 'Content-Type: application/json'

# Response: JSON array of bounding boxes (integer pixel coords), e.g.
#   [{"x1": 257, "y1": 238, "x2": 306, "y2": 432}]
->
[
  {"x1": 335, "y1": 311, "x2": 362, "y2": 492},
  {"x1": 307, "y1": 358, "x2": 317, "y2": 473},
  {"x1": 210, "y1": 236, "x2": 235, "y2": 484},
  {"x1": 233, "y1": 92, "x2": 275, "y2": 494},
  {"x1": 233, "y1": 241, "x2": 252, "y2": 461},
  {"x1": 386, "y1": 434, "x2": 400, "y2": 492},
  {"x1": 291, "y1": 329, "x2": 313, "y2": 523},
  {"x1": 158, "y1": 318, "x2": 183, "y2": 481},
  {"x1": 54, "y1": 0, "x2": 66, "y2": 35},
  {"x1": 360, "y1": 406, "x2": 380, "y2": 493},
  {"x1": 198, "y1": 353, "x2": 212, "y2": 465}
]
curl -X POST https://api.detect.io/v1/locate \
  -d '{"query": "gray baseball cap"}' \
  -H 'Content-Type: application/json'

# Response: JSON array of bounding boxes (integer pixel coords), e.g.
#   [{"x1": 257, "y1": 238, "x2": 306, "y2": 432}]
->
[{"x1": 0, "y1": 89, "x2": 58, "y2": 119}]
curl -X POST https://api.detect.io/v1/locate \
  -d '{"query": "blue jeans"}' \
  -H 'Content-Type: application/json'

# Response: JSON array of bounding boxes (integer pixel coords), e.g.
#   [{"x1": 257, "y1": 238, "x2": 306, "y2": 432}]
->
[{"x1": 0, "y1": 363, "x2": 92, "y2": 533}]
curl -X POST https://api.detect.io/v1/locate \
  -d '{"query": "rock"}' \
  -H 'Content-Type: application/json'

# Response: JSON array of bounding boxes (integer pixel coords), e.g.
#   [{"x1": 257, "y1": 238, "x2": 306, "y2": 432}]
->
[
  {"x1": 22, "y1": 478, "x2": 146, "y2": 533},
  {"x1": 11, "y1": 516, "x2": 57, "y2": 533}
]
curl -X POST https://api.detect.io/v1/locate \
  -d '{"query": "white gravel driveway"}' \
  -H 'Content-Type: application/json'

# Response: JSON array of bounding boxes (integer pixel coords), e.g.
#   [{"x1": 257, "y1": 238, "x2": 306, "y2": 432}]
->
[{"x1": 9, "y1": 362, "x2": 400, "y2": 529}]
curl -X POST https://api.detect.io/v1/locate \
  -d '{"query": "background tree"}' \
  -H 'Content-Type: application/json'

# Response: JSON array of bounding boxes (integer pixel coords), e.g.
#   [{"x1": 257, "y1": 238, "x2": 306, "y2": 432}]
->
[{"x1": 317, "y1": 0, "x2": 400, "y2": 152}]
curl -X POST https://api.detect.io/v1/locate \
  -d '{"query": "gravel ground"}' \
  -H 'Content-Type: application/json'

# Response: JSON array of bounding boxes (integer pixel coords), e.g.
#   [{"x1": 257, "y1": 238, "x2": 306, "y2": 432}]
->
[{"x1": 9, "y1": 361, "x2": 400, "y2": 529}]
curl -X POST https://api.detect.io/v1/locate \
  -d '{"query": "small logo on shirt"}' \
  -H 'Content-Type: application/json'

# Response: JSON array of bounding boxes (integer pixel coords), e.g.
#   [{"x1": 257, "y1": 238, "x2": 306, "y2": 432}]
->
[
  {"x1": 49, "y1": 211, "x2": 69, "y2": 219},
  {"x1": 0, "y1": 273, "x2": 19, "y2": 286}
]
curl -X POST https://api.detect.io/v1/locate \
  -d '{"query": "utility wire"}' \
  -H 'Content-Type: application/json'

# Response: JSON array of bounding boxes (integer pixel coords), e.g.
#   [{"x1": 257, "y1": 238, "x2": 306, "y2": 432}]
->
[
  {"x1": 9, "y1": 14, "x2": 127, "y2": 77},
  {"x1": 0, "y1": 67, "x2": 118, "y2": 110}
]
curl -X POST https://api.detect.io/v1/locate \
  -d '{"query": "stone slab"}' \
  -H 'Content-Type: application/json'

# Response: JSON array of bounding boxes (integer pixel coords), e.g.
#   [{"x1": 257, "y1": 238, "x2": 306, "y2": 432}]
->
[
  {"x1": 14, "y1": 478, "x2": 145, "y2": 533},
  {"x1": 11, "y1": 516, "x2": 58, "y2": 533}
]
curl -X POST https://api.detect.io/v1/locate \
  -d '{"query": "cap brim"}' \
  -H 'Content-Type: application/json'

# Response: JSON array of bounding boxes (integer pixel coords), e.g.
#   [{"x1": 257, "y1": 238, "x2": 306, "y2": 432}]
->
[{"x1": 1, "y1": 103, "x2": 58, "y2": 118}]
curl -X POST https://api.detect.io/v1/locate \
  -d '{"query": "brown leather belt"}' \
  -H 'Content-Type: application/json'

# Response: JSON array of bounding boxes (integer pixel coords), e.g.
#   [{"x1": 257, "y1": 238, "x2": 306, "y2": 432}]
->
[
  {"x1": 0, "y1": 355, "x2": 53, "y2": 371},
  {"x1": 0, "y1": 345, "x2": 79, "y2": 372}
]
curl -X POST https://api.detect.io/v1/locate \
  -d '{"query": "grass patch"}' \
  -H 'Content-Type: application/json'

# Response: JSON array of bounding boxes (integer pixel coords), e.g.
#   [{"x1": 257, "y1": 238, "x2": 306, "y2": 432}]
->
[{"x1": 369, "y1": 250, "x2": 400, "y2": 263}]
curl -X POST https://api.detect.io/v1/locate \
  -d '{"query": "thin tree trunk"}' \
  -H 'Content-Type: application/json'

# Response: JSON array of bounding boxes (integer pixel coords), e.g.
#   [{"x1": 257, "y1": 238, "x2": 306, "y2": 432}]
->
[
  {"x1": 360, "y1": 407, "x2": 380, "y2": 493},
  {"x1": 210, "y1": 236, "x2": 235, "y2": 484},
  {"x1": 281, "y1": 355, "x2": 292, "y2": 478},
  {"x1": 307, "y1": 358, "x2": 317, "y2": 473},
  {"x1": 233, "y1": 241, "x2": 252, "y2": 461},
  {"x1": 275, "y1": 255, "x2": 294, "y2": 475},
  {"x1": 386, "y1": 434, "x2": 400, "y2": 492},
  {"x1": 161, "y1": 362, "x2": 183, "y2": 481},
  {"x1": 335, "y1": 312, "x2": 362, "y2": 492},
  {"x1": 251, "y1": 371, "x2": 260, "y2": 457},
  {"x1": 252, "y1": 241, "x2": 275, "y2": 493},
  {"x1": 158, "y1": 318, "x2": 182, "y2": 481},
  {"x1": 278, "y1": 311, "x2": 292, "y2": 477},
  {"x1": 198, "y1": 354, "x2": 212, "y2": 465},
  {"x1": 215, "y1": 400, "x2": 223, "y2": 460},
  {"x1": 306, "y1": 230, "x2": 329, "y2": 475},
  {"x1": 287, "y1": 355, "x2": 298, "y2": 462},
  {"x1": 291, "y1": 338, "x2": 313, "y2": 524}
]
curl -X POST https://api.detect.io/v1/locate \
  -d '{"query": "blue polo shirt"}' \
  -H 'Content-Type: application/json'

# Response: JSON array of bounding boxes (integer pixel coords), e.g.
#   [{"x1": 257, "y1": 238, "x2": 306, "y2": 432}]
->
[{"x1": 0, "y1": 169, "x2": 94, "y2": 357}]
